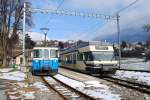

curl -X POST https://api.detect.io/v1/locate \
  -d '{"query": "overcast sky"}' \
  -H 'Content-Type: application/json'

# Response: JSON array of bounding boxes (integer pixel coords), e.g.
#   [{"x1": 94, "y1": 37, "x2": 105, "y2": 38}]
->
[{"x1": 29, "y1": 0, "x2": 150, "y2": 41}]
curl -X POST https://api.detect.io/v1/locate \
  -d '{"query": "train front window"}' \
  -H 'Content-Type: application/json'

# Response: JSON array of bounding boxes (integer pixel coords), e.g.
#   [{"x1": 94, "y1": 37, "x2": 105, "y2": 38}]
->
[
  {"x1": 92, "y1": 52, "x2": 114, "y2": 61},
  {"x1": 43, "y1": 49, "x2": 49, "y2": 58},
  {"x1": 33, "y1": 49, "x2": 42, "y2": 58},
  {"x1": 50, "y1": 50, "x2": 57, "y2": 58},
  {"x1": 84, "y1": 52, "x2": 93, "y2": 61}
]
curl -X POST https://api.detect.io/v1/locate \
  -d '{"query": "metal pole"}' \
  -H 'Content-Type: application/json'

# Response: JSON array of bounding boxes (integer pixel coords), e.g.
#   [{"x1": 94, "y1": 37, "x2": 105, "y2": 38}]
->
[
  {"x1": 23, "y1": 3, "x2": 26, "y2": 69},
  {"x1": 40, "y1": 28, "x2": 49, "y2": 47},
  {"x1": 44, "y1": 33, "x2": 47, "y2": 47},
  {"x1": 116, "y1": 13, "x2": 121, "y2": 69}
]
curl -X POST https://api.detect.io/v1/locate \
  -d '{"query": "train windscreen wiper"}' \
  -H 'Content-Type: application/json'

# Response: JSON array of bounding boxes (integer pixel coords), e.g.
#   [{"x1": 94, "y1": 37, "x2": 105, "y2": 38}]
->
[{"x1": 111, "y1": 55, "x2": 115, "y2": 61}]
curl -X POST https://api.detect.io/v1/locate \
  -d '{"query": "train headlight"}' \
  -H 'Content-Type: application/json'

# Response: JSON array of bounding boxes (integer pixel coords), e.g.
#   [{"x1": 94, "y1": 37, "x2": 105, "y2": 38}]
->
[
  {"x1": 95, "y1": 64, "x2": 99, "y2": 67},
  {"x1": 54, "y1": 60, "x2": 57, "y2": 62},
  {"x1": 35, "y1": 60, "x2": 38, "y2": 62}
]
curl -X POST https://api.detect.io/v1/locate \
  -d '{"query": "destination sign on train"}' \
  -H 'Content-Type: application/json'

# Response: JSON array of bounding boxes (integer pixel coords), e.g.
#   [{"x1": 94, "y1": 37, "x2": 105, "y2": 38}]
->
[{"x1": 95, "y1": 46, "x2": 108, "y2": 50}]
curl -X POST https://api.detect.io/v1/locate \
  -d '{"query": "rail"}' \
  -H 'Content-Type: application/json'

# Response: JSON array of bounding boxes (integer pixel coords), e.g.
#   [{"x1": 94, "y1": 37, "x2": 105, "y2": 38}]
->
[
  {"x1": 103, "y1": 76, "x2": 150, "y2": 94},
  {"x1": 42, "y1": 76, "x2": 95, "y2": 100},
  {"x1": 117, "y1": 69, "x2": 150, "y2": 73}
]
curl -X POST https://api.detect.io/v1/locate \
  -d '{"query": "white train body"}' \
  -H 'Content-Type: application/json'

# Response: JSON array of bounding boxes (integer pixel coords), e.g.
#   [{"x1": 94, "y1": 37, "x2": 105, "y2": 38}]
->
[{"x1": 60, "y1": 41, "x2": 118, "y2": 75}]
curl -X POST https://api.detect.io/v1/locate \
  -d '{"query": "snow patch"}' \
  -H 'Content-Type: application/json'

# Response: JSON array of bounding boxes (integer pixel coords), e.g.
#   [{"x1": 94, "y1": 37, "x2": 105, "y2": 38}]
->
[
  {"x1": 121, "y1": 58, "x2": 150, "y2": 71},
  {"x1": 9, "y1": 95, "x2": 21, "y2": 99},
  {"x1": 0, "y1": 71, "x2": 26, "y2": 81},
  {"x1": 23, "y1": 92, "x2": 35, "y2": 99},
  {"x1": 84, "y1": 81, "x2": 109, "y2": 89},
  {"x1": 54, "y1": 74, "x2": 85, "y2": 89},
  {"x1": 17, "y1": 82, "x2": 28, "y2": 88},
  {"x1": 144, "y1": 94, "x2": 150, "y2": 100},
  {"x1": 32, "y1": 82, "x2": 49, "y2": 91},
  {"x1": 0, "y1": 68, "x2": 13, "y2": 72},
  {"x1": 113, "y1": 70, "x2": 150, "y2": 85},
  {"x1": 53, "y1": 74, "x2": 121, "y2": 100}
]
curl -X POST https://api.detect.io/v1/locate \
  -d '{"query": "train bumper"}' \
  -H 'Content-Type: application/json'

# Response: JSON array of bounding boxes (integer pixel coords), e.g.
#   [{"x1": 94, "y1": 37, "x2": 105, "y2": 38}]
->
[
  {"x1": 42, "y1": 66, "x2": 51, "y2": 72},
  {"x1": 86, "y1": 67, "x2": 102, "y2": 74},
  {"x1": 86, "y1": 64, "x2": 117, "y2": 75}
]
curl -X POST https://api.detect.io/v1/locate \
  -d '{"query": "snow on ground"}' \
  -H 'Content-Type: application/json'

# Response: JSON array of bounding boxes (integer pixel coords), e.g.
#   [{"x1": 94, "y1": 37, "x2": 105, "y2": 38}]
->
[
  {"x1": 0, "y1": 69, "x2": 51, "y2": 100},
  {"x1": 0, "y1": 68, "x2": 13, "y2": 73},
  {"x1": 113, "y1": 70, "x2": 150, "y2": 85},
  {"x1": 32, "y1": 82, "x2": 49, "y2": 91},
  {"x1": 145, "y1": 94, "x2": 150, "y2": 100},
  {"x1": 120, "y1": 58, "x2": 150, "y2": 71},
  {"x1": 121, "y1": 58, "x2": 144, "y2": 64},
  {"x1": 7, "y1": 81, "x2": 49, "y2": 99},
  {"x1": 22, "y1": 92, "x2": 35, "y2": 99},
  {"x1": 0, "y1": 71, "x2": 26, "y2": 81},
  {"x1": 8, "y1": 91, "x2": 36, "y2": 100},
  {"x1": 50, "y1": 74, "x2": 121, "y2": 100}
]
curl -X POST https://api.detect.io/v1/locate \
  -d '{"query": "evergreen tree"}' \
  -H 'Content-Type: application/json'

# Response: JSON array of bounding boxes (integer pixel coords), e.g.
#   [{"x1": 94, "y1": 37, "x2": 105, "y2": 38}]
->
[
  {"x1": 25, "y1": 34, "x2": 36, "y2": 49},
  {"x1": 121, "y1": 41, "x2": 127, "y2": 49}
]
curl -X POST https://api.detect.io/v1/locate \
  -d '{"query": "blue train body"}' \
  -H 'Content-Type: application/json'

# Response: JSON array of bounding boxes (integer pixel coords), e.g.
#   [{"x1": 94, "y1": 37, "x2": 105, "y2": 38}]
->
[{"x1": 31, "y1": 47, "x2": 59, "y2": 75}]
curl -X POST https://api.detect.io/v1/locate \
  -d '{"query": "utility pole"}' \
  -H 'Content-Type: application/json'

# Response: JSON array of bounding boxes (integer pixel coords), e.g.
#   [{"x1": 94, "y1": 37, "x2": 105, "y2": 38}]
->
[
  {"x1": 23, "y1": 2, "x2": 26, "y2": 69},
  {"x1": 40, "y1": 28, "x2": 49, "y2": 47},
  {"x1": 44, "y1": 33, "x2": 47, "y2": 46},
  {"x1": 115, "y1": 0, "x2": 140, "y2": 69},
  {"x1": 116, "y1": 13, "x2": 121, "y2": 68}
]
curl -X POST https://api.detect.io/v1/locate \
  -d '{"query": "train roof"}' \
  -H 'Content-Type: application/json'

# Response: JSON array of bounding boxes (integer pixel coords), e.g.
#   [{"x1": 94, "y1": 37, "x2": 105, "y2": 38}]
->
[
  {"x1": 33, "y1": 47, "x2": 58, "y2": 50},
  {"x1": 60, "y1": 41, "x2": 112, "y2": 54}
]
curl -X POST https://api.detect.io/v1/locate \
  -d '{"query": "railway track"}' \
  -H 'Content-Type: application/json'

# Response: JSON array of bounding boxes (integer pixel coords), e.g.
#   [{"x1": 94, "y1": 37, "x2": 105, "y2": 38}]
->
[
  {"x1": 117, "y1": 69, "x2": 150, "y2": 73},
  {"x1": 103, "y1": 76, "x2": 150, "y2": 94},
  {"x1": 60, "y1": 67, "x2": 150, "y2": 94},
  {"x1": 42, "y1": 75, "x2": 95, "y2": 100}
]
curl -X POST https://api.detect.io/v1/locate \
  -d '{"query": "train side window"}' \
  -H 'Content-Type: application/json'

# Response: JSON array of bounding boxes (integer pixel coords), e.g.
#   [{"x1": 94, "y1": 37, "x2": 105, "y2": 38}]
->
[
  {"x1": 84, "y1": 52, "x2": 93, "y2": 61},
  {"x1": 73, "y1": 54, "x2": 76, "y2": 64},
  {"x1": 78, "y1": 53, "x2": 84, "y2": 61},
  {"x1": 66, "y1": 55, "x2": 69, "y2": 64}
]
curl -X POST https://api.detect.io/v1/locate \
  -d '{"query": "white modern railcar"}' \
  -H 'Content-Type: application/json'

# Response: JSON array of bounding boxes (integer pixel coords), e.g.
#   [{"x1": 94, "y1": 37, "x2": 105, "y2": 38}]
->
[{"x1": 60, "y1": 41, "x2": 118, "y2": 75}]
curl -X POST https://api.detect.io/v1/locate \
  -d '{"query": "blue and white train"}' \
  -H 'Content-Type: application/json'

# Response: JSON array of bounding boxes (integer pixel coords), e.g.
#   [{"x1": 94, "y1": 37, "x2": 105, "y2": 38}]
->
[{"x1": 31, "y1": 47, "x2": 59, "y2": 75}]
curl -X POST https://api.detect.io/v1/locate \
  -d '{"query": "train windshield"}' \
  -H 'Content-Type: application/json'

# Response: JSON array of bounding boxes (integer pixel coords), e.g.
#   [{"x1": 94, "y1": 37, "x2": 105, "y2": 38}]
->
[
  {"x1": 43, "y1": 49, "x2": 49, "y2": 58},
  {"x1": 92, "y1": 52, "x2": 114, "y2": 61},
  {"x1": 33, "y1": 49, "x2": 42, "y2": 58},
  {"x1": 50, "y1": 50, "x2": 58, "y2": 58}
]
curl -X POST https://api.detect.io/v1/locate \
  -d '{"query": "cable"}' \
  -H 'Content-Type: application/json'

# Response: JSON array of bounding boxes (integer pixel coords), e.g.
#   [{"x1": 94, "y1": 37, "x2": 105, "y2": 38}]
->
[
  {"x1": 44, "y1": 0, "x2": 64, "y2": 27},
  {"x1": 117, "y1": 0, "x2": 141, "y2": 13}
]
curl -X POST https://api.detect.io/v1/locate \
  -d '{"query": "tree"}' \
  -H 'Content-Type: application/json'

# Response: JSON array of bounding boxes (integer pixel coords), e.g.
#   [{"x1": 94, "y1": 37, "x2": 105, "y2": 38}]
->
[
  {"x1": 58, "y1": 41, "x2": 64, "y2": 49},
  {"x1": 137, "y1": 42, "x2": 143, "y2": 46},
  {"x1": 25, "y1": 34, "x2": 35, "y2": 49},
  {"x1": 0, "y1": 0, "x2": 32, "y2": 67},
  {"x1": 121, "y1": 40, "x2": 127, "y2": 49}
]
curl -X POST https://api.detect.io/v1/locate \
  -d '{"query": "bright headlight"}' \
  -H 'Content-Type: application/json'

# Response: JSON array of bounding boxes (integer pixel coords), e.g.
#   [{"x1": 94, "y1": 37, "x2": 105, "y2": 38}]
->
[
  {"x1": 35, "y1": 60, "x2": 38, "y2": 62},
  {"x1": 95, "y1": 64, "x2": 99, "y2": 67}
]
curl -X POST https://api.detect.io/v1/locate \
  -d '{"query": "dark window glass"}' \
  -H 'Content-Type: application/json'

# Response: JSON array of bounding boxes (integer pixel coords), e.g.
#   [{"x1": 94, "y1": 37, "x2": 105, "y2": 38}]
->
[
  {"x1": 77, "y1": 53, "x2": 84, "y2": 61},
  {"x1": 43, "y1": 49, "x2": 49, "y2": 58},
  {"x1": 73, "y1": 54, "x2": 76, "y2": 64},
  {"x1": 50, "y1": 50, "x2": 57, "y2": 58},
  {"x1": 33, "y1": 49, "x2": 42, "y2": 58},
  {"x1": 92, "y1": 52, "x2": 114, "y2": 61},
  {"x1": 84, "y1": 52, "x2": 93, "y2": 61}
]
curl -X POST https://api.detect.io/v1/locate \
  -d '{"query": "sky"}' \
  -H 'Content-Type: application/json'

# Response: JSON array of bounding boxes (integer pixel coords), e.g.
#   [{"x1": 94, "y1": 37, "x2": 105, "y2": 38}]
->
[{"x1": 28, "y1": 0, "x2": 150, "y2": 42}]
